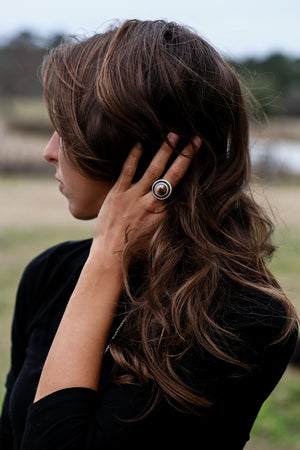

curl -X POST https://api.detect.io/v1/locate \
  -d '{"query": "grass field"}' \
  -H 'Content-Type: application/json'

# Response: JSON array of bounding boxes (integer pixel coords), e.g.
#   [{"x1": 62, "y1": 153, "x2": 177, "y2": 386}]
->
[{"x1": 0, "y1": 176, "x2": 300, "y2": 449}]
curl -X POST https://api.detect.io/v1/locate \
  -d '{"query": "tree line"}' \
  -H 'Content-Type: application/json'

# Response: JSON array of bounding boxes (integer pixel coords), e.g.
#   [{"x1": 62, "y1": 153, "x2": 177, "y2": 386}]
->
[{"x1": 0, "y1": 30, "x2": 300, "y2": 116}]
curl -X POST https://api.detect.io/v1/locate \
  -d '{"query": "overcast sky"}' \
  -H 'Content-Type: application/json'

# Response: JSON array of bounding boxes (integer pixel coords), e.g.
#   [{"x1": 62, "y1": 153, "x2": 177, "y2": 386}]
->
[{"x1": 1, "y1": 0, "x2": 299, "y2": 58}]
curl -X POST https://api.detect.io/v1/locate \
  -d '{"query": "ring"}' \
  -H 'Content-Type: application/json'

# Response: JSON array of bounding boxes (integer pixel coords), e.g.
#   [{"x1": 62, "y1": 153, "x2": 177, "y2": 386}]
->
[{"x1": 151, "y1": 179, "x2": 172, "y2": 200}]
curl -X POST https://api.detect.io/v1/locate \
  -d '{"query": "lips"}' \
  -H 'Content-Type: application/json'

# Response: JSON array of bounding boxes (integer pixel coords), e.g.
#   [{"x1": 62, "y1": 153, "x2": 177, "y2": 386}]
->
[{"x1": 55, "y1": 176, "x2": 64, "y2": 192}]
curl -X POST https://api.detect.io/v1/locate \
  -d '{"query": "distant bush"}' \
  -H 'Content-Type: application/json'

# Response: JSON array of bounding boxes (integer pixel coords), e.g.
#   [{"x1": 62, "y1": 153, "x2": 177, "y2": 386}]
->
[
  {"x1": 0, "y1": 31, "x2": 64, "y2": 98},
  {"x1": 0, "y1": 31, "x2": 299, "y2": 119},
  {"x1": 230, "y1": 53, "x2": 300, "y2": 116}
]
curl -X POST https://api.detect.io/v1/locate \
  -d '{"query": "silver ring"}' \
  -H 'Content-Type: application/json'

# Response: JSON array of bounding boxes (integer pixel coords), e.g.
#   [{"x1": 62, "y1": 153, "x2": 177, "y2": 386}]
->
[{"x1": 151, "y1": 179, "x2": 172, "y2": 200}]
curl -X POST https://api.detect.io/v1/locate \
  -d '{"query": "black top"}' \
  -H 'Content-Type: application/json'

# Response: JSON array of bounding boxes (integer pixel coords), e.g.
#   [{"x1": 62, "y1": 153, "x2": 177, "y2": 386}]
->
[{"x1": 0, "y1": 240, "x2": 298, "y2": 450}]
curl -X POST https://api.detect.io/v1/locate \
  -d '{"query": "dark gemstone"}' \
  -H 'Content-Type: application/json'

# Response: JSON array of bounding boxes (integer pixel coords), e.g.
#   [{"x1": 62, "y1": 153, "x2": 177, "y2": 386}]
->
[{"x1": 155, "y1": 183, "x2": 168, "y2": 197}]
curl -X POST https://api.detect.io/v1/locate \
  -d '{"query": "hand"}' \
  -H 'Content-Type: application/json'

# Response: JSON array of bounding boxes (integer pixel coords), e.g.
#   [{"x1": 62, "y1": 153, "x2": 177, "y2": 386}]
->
[
  {"x1": 34, "y1": 133, "x2": 201, "y2": 401},
  {"x1": 90, "y1": 133, "x2": 201, "y2": 263}
]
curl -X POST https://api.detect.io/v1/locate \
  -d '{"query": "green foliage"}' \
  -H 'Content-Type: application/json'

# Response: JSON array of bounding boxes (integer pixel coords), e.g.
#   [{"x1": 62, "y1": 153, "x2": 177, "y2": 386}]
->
[
  {"x1": 249, "y1": 369, "x2": 300, "y2": 448},
  {"x1": 269, "y1": 227, "x2": 300, "y2": 312},
  {"x1": 245, "y1": 225, "x2": 300, "y2": 449},
  {"x1": 0, "y1": 31, "x2": 65, "y2": 98},
  {"x1": 0, "y1": 30, "x2": 299, "y2": 119},
  {"x1": 271, "y1": 227, "x2": 300, "y2": 273},
  {"x1": 229, "y1": 53, "x2": 300, "y2": 116}
]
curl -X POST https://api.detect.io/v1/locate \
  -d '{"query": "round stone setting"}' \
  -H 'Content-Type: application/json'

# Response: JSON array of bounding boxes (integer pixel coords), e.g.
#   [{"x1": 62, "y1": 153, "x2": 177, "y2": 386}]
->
[{"x1": 151, "y1": 179, "x2": 172, "y2": 200}]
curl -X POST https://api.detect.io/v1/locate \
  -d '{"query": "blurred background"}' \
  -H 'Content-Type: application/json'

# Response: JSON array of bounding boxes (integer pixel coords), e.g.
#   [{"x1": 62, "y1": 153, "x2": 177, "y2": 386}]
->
[{"x1": 0, "y1": 1, "x2": 299, "y2": 448}]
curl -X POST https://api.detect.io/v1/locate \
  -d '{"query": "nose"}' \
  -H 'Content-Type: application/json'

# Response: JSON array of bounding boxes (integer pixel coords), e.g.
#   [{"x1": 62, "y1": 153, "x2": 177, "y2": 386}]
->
[{"x1": 44, "y1": 132, "x2": 60, "y2": 165}]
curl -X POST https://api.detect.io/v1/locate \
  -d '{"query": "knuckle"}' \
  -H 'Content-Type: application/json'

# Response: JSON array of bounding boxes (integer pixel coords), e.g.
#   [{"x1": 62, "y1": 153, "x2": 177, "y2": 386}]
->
[
  {"x1": 147, "y1": 164, "x2": 161, "y2": 180},
  {"x1": 169, "y1": 166, "x2": 182, "y2": 183},
  {"x1": 122, "y1": 164, "x2": 135, "y2": 178}
]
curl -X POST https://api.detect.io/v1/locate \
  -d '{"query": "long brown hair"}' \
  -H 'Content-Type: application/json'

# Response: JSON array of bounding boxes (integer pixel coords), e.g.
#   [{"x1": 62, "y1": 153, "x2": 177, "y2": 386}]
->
[{"x1": 42, "y1": 19, "x2": 297, "y2": 414}]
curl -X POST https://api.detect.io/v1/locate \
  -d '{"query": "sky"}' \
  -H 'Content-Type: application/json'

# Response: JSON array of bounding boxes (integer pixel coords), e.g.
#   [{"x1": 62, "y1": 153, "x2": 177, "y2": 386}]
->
[{"x1": 1, "y1": 0, "x2": 299, "y2": 59}]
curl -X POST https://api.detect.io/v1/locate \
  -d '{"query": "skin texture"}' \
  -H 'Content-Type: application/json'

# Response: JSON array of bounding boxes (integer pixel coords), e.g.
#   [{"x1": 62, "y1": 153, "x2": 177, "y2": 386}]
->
[{"x1": 34, "y1": 132, "x2": 201, "y2": 402}]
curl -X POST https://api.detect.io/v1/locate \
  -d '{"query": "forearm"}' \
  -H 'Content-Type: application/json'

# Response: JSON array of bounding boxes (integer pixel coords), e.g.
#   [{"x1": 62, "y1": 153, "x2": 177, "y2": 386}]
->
[
  {"x1": 34, "y1": 248, "x2": 123, "y2": 402},
  {"x1": 34, "y1": 135, "x2": 196, "y2": 403}
]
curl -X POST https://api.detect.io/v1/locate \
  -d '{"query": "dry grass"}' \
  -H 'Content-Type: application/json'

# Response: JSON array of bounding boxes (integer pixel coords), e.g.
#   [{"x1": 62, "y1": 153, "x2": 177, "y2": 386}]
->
[
  {"x1": 253, "y1": 183, "x2": 300, "y2": 228},
  {"x1": 0, "y1": 176, "x2": 94, "y2": 230},
  {"x1": 1, "y1": 176, "x2": 299, "y2": 239}
]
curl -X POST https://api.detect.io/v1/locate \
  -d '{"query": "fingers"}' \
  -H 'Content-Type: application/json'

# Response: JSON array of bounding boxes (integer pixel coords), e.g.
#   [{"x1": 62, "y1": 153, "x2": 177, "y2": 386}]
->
[
  {"x1": 139, "y1": 133, "x2": 180, "y2": 190},
  {"x1": 163, "y1": 136, "x2": 201, "y2": 188},
  {"x1": 115, "y1": 132, "x2": 179, "y2": 193},
  {"x1": 115, "y1": 143, "x2": 143, "y2": 191},
  {"x1": 115, "y1": 133, "x2": 202, "y2": 196}
]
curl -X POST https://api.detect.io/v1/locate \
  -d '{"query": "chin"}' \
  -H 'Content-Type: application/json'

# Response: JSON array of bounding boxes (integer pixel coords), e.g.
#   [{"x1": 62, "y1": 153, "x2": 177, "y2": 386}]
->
[{"x1": 68, "y1": 204, "x2": 98, "y2": 221}]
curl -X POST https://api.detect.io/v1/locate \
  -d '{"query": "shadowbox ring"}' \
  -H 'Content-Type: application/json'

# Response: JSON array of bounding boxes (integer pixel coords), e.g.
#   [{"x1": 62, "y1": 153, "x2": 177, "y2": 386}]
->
[{"x1": 151, "y1": 179, "x2": 172, "y2": 200}]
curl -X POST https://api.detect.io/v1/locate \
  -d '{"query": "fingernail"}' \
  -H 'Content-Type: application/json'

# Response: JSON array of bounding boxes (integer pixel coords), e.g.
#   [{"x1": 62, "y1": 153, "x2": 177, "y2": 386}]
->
[
  {"x1": 192, "y1": 136, "x2": 202, "y2": 148},
  {"x1": 168, "y1": 132, "x2": 179, "y2": 145},
  {"x1": 135, "y1": 142, "x2": 143, "y2": 150}
]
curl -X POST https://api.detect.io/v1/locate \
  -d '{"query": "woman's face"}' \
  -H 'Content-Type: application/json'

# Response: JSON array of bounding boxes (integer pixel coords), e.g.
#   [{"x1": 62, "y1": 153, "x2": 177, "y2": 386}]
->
[{"x1": 44, "y1": 132, "x2": 114, "y2": 220}]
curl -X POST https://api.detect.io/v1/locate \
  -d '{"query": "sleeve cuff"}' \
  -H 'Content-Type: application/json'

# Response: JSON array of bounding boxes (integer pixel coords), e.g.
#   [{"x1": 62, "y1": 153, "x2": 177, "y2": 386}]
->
[{"x1": 21, "y1": 387, "x2": 98, "y2": 450}]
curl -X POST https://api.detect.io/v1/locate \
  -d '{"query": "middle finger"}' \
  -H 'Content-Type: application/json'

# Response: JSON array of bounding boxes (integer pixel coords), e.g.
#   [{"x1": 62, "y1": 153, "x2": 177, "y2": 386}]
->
[
  {"x1": 138, "y1": 132, "x2": 180, "y2": 192},
  {"x1": 163, "y1": 136, "x2": 201, "y2": 188}
]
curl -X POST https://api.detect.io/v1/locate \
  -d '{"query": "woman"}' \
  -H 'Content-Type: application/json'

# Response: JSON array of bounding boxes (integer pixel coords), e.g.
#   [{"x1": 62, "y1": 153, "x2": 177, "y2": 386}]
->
[{"x1": 0, "y1": 19, "x2": 298, "y2": 449}]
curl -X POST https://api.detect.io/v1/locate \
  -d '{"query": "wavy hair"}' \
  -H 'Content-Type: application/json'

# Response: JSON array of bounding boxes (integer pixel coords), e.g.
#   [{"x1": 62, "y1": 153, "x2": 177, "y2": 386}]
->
[{"x1": 41, "y1": 19, "x2": 297, "y2": 414}]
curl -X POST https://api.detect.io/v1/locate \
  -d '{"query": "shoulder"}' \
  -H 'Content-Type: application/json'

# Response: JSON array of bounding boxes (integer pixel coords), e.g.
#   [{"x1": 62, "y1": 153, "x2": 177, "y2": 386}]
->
[
  {"x1": 22, "y1": 239, "x2": 92, "y2": 282},
  {"x1": 221, "y1": 288, "x2": 298, "y2": 369},
  {"x1": 13, "y1": 239, "x2": 93, "y2": 337},
  {"x1": 185, "y1": 288, "x2": 298, "y2": 379},
  {"x1": 226, "y1": 288, "x2": 297, "y2": 337},
  {"x1": 17, "y1": 239, "x2": 92, "y2": 312},
  {"x1": 26, "y1": 238, "x2": 93, "y2": 268},
  {"x1": 182, "y1": 289, "x2": 298, "y2": 406}
]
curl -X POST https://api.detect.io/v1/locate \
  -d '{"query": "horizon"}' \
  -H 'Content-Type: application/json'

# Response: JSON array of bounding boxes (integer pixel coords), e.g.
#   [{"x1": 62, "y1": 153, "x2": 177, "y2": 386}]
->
[{"x1": 1, "y1": 28, "x2": 299, "y2": 62}]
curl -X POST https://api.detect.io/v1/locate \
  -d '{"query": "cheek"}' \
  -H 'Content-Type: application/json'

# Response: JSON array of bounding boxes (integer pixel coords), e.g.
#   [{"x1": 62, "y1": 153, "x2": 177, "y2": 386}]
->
[
  {"x1": 69, "y1": 180, "x2": 114, "y2": 220},
  {"x1": 57, "y1": 151, "x2": 114, "y2": 219}
]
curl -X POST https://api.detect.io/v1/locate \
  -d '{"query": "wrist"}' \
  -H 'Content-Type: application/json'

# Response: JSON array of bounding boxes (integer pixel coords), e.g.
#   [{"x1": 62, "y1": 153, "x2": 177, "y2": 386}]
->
[{"x1": 86, "y1": 240, "x2": 123, "y2": 282}]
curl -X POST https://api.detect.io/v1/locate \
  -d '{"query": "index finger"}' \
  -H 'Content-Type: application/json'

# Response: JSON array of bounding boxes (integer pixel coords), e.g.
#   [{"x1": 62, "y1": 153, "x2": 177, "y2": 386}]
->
[{"x1": 114, "y1": 143, "x2": 143, "y2": 191}]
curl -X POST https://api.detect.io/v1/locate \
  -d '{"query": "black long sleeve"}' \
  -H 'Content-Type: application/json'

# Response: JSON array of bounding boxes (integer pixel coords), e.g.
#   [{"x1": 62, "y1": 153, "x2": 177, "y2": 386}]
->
[
  {"x1": 0, "y1": 257, "x2": 31, "y2": 449},
  {"x1": 20, "y1": 322, "x2": 298, "y2": 450},
  {"x1": 0, "y1": 240, "x2": 92, "y2": 449},
  {"x1": 1, "y1": 240, "x2": 298, "y2": 450}
]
